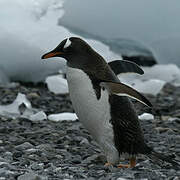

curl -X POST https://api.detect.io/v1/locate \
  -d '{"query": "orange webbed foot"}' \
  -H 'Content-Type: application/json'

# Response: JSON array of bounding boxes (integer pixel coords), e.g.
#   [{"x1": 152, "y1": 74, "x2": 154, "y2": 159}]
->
[
  {"x1": 104, "y1": 162, "x2": 113, "y2": 167},
  {"x1": 117, "y1": 157, "x2": 136, "y2": 168}
]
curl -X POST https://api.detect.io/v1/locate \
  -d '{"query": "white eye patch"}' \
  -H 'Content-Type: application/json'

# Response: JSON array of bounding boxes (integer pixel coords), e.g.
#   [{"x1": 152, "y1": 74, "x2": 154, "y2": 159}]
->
[{"x1": 64, "y1": 38, "x2": 72, "y2": 48}]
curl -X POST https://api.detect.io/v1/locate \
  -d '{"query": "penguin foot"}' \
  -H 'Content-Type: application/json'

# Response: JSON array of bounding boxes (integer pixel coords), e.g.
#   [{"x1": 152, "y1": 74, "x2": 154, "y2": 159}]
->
[
  {"x1": 104, "y1": 162, "x2": 113, "y2": 167},
  {"x1": 117, "y1": 157, "x2": 136, "y2": 168},
  {"x1": 117, "y1": 164, "x2": 130, "y2": 168}
]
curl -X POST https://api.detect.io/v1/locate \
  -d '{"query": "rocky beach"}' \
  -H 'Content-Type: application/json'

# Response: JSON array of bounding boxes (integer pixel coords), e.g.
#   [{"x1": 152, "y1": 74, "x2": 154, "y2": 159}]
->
[{"x1": 0, "y1": 82, "x2": 180, "y2": 180}]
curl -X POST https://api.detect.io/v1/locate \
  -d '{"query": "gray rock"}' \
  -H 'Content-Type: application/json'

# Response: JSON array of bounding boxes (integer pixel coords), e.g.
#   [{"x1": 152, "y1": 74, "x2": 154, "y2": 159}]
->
[
  {"x1": 30, "y1": 162, "x2": 44, "y2": 171},
  {"x1": 15, "y1": 142, "x2": 34, "y2": 151},
  {"x1": 0, "y1": 168, "x2": 15, "y2": 178},
  {"x1": 17, "y1": 172, "x2": 46, "y2": 180},
  {"x1": 25, "y1": 148, "x2": 39, "y2": 155},
  {"x1": 3, "y1": 151, "x2": 13, "y2": 161}
]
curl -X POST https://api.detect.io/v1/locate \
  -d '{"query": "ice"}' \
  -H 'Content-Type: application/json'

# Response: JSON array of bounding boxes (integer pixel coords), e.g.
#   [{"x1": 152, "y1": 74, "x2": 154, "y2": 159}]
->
[
  {"x1": 29, "y1": 111, "x2": 47, "y2": 122},
  {"x1": 0, "y1": 93, "x2": 32, "y2": 117},
  {"x1": 0, "y1": 93, "x2": 47, "y2": 121},
  {"x1": 119, "y1": 64, "x2": 180, "y2": 95},
  {"x1": 130, "y1": 79, "x2": 166, "y2": 96},
  {"x1": 0, "y1": 92, "x2": 78, "y2": 122},
  {"x1": 141, "y1": 64, "x2": 180, "y2": 85},
  {"x1": 48, "y1": 113, "x2": 78, "y2": 122},
  {"x1": 0, "y1": 0, "x2": 66, "y2": 83},
  {"x1": 45, "y1": 75, "x2": 68, "y2": 94},
  {"x1": 138, "y1": 113, "x2": 154, "y2": 121},
  {"x1": 0, "y1": 0, "x2": 121, "y2": 84}
]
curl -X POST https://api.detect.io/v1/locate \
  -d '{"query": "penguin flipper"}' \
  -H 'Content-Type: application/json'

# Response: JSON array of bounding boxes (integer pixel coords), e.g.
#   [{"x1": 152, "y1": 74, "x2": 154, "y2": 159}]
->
[
  {"x1": 100, "y1": 81, "x2": 152, "y2": 107},
  {"x1": 108, "y1": 60, "x2": 144, "y2": 75}
]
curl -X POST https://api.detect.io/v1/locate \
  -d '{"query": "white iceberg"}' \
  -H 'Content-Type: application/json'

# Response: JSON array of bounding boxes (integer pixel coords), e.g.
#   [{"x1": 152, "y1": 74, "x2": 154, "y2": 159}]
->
[{"x1": 48, "y1": 112, "x2": 78, "y2": 122}]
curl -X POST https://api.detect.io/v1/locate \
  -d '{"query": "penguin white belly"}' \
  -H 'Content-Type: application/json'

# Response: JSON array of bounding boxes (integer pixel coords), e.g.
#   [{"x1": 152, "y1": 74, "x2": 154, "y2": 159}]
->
[{"x1": 66, "y1": 66, "x2": 119, "y2": 164}]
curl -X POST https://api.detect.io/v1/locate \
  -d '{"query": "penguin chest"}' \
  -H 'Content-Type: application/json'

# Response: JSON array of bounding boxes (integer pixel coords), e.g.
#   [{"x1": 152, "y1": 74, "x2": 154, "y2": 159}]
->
[{"x1": 66, "y1": 67, "x2": 113, "y2": 141}]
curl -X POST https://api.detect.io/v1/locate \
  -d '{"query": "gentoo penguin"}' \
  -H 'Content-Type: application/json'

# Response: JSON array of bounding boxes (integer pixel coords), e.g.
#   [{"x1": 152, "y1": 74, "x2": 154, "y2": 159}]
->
[{"x1": 42, "y1": 37, "x2": 179, "y2": 168}]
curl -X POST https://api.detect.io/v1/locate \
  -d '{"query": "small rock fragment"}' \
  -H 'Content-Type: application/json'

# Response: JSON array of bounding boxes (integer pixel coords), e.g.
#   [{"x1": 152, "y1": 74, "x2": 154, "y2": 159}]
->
[
  {"x1": 15, "y1": 142, "x2": 34, "y2": 151},
  {"x1": 17, "y1": 172, "x2": 45, "y2": 180}
]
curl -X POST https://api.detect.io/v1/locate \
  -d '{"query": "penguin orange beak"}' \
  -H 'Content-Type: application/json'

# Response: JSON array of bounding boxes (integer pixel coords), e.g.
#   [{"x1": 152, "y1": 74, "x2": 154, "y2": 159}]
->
[{"x1": 41, "y1": 51, "x2": 63, "y2": 59}]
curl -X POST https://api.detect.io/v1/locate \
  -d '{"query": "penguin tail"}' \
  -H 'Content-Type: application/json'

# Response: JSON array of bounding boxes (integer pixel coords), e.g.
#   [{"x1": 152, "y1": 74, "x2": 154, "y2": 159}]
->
[{"x1": 148, "y1": 150, "x2": 180, "y2": 170}]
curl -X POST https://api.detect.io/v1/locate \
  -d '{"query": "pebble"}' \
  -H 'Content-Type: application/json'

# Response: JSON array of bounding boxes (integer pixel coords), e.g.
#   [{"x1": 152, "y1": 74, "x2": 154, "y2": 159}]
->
[
  {"x1": 17, "y1": 172, "x2": 45, "y2": 180},
  {"x1": 3, "y1": 151, "x2": 13, "y2": 161},
  {"x1": 27, "y1": 92, "x2": 40, "y2": 99},
  {"x1": 25, "y1": 148, "x2": 39, "y2": 154},
  {"x1": 154, "y1": 127, "x2": 171, "y2": 133},
  {"x1": 15, "y1": 142, "x2": 34, "y2": 151},
  {"x1": 31, "y1": 162, "x2": 44, "y2": 171}
]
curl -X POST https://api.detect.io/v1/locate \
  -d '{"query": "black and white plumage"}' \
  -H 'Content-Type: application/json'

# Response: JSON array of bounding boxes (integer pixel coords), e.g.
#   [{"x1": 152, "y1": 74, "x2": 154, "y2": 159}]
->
[{"x1": 42, "y1": 37, "x2": 179, "y2": 168}]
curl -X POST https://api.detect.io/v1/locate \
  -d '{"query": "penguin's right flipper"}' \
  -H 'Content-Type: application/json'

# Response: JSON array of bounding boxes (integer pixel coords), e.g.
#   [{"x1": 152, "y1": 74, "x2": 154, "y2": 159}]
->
[
  {"x1": 108, "y1": 60, "x2": 144, "y2": 75},
  {"x1": 100, "y1": 81, "x2": 152, "y2": 107}
]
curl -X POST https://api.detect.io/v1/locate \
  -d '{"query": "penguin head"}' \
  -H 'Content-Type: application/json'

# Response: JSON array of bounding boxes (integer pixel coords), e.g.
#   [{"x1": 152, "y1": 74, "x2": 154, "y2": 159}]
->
[{"x1": 41, "y1": 37, "x2": 104, "y2": 69}]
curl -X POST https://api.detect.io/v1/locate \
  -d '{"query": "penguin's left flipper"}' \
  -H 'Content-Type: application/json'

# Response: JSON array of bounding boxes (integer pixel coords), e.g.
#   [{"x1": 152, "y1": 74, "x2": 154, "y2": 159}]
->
[
  {"x1": 108, "y1": 60, "x2": 144, "y2": 75},
  {"x1": 100, "y1": 81, "x2": 152, "y2": 107}
]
